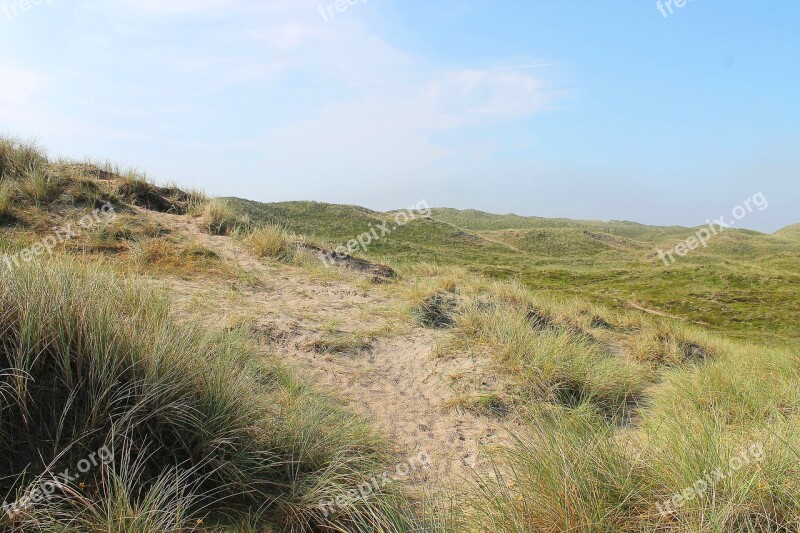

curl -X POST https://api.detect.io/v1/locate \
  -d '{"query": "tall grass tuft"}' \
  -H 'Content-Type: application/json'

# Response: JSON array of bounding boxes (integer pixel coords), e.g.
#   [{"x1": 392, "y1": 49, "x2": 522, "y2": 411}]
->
[
  {"x1": 17, "y1": 166, "x2": 62, "y2": 205},
  {"x1": 0, "y1": 259, "x2": 431, "y2": 531},
  {"x1": 202, "y1": 198, "x2": 249, "y2": 235},
  {"x1": 456, "y1": 406, "x2": 651, "y2": 532},
  {"x1": 185, "y1": 187, "x2": 210, "y2": 216},
  {"x1": 0, "y1": 182, "x2": 16, "y2": 222},
  {"x1": 458, "y1": 400, "x2": 800, "y2": 532},
  {"x1": 115, "y1": 169, "x2": 156, "y2": 197},
  {"x1": 0, "y1": 137, "x2": 48, "y2": 179},
  {"x1": 242, "y1": 223, "x2": 297, "y2": 261},
  {"x1": 455, "y1": 299, "x2": 648, "y2": 416}
]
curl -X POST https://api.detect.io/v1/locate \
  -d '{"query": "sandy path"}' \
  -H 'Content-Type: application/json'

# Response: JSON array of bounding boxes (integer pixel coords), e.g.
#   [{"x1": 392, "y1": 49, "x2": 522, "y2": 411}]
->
[
  {"x1": 281, "y1": 331, "x2": 514, "y2": 483},
  {"x1": 152, "y1": 212, "x2": 518, "y2": 485}
]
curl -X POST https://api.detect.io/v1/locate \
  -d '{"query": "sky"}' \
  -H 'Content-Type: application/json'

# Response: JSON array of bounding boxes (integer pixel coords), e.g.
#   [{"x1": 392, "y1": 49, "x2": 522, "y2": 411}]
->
[{"x1": 0, "y1": 0, "x2": 798, "y2": 232}]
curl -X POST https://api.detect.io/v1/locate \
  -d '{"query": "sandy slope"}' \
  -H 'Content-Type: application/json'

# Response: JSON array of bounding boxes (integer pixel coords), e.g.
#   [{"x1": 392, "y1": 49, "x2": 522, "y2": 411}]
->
[{"x1": 152, "y1": 212, "x2": 520, "y2": 487}]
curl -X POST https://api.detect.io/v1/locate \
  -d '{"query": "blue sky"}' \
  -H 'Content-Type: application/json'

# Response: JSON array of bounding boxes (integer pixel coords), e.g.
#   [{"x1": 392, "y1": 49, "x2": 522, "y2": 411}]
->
[{"x1": 1, "y1": 0, "x2": 798, "y2": 232}]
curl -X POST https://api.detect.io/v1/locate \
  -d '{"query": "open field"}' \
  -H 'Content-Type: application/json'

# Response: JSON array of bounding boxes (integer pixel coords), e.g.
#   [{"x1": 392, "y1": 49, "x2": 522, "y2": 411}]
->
[
  {"x1": 229, "y1": 199, "x2": 800, "y2": 344},
  {"x1": 1, "y1": 137, "x2": 798, "y2": 532}
]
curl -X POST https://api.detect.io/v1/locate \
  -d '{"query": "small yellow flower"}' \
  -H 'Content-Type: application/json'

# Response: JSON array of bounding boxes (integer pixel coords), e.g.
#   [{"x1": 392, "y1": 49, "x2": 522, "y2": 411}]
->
[
  {"x1": 78, "y1": 482, "x2": 86, "y2": 490},
  {"x1": 196, "y1": 518, "x2": 204, "y2": 526},
  {"x1": 514, "y1": 494, "x2": 525, "y2": 510}
]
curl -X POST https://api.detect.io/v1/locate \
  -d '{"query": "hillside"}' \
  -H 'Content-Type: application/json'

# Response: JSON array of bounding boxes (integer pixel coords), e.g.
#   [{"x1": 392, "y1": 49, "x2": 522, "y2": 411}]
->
[
  {"x1": 428, "y1": 207, "x2": 696, "y2": 242},
  {"x1": 227, "y1": 198, "x2": 517, "y2": 265},
  {"x1": 776, "y1": 223, "x2": 800, "y2": 240},
  {"x1": 1, "y1": 137, "x2": 799, "y2": 532},
  {"x1": 230, "y1": 199, "x2": 800, "y2": 342}
]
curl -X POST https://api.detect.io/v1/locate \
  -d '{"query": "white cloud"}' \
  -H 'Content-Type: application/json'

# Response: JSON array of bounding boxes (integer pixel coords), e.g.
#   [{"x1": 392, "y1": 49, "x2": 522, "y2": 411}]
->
[
  {"x1": 121, "y1": 0, "x2": 242, "y2": 14},
  {"x1": 424, "y1": 69, "x2": 556, "y2": 123},
  {"x1": 0, "y1": 59, "x2": 53, "y2": 132},
  {"x1": 0, "y1": 59, "x2": 50, "y2": 103},
  {"x1": 0, "y1": 0, "x2": 560, "y2": 208},
  {"x1": 257, "y1": 62, "x2": 557, "y2": 204}
]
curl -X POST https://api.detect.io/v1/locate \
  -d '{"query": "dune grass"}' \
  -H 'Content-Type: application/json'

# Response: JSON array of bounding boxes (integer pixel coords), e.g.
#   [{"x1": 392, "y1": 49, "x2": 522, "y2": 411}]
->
[
  {"x1": 186, "y1": 187, "x2": 210, "y2": 217},
  {"x1": 403, "y1": 267, "x2": 800, "y2": 531},
  {"x1": 1, "y1": 138, "x2": 64, "y2": 203},
  {"x1": 16, "y1": 167, "x2": 62, "y2": 206},
  {"x1": 241, "y1": 223, "x2": 298, "y2": 262},
  {"x1": 0, "y1": 182, "x2": 15, "y2": 223},
  {"x1": 202, "y1": 199, "x2": 250, "y2": 236},
  {"x1": 455, "y1": 354, "x2": 800, "y2": 532},
  {"x1": 2, "y1": 136, "x2": 798, "y2": 532},
  {"x1": 0, "y1": 259, "x2": 435, "y2": 532},
  {"x1": 127, "y1": 237, "x2": 229, "y2": 278},
  {"x1": 456, "y1": 406, "x2": 651, "y2": 532},
  {"x1": 403, "y1": 269, "x2": 652, "y2": 417},
  {"x1": 455, "y1": 400, "x2": 799, "y2": 532},
  {"x1": 0, "y1": 137, "x2": 48, "y2": 179}
]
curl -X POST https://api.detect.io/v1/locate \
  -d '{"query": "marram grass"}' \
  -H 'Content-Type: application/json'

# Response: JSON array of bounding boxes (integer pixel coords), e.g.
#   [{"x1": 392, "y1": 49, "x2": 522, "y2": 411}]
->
[{"x1": 0, "y1": 259, "x2": 435, "y2": 532}]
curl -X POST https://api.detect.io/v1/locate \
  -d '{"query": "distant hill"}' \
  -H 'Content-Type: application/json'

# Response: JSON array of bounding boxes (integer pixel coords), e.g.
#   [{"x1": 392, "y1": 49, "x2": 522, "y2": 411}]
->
[
  {"x1": 226, "y1": 199, "x2": 518, "y2": 265},
  {"x1": 428, "y1": 208, "x2": 800, "y2": 262},
  {"x1": 480, "y1": 228, "x2": 650, "y2": 259},
  {"x1": 227, "y1": 199, "x2": 800, "y2": 341},
  {"x1": 3, "y1": 135, "x2": 798, "y2": 533},
  {"x1": 775, "y1": 223, "x2": 800, "y2": 240},
  {"x1": 428, "y1": 207, "x2": 695, "y2": 243}
]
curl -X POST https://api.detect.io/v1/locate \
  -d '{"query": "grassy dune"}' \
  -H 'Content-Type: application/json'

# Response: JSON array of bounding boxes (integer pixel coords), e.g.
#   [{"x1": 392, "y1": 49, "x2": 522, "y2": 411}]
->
[
  {"x1": 401, "y1": 265, "x2": 800, "y2": 531},
  {"x1": 230, "y1": 200, "x2": 800, "y2": 343},
  {"x1": 775, "y1": 223, "x2": 800, "y2": 240},
  {"x1": 0, "y1": 138, "x2": 434, "y2": 532},
  {"x1": 0, "y1": 260, "x2": 431, "y2": 531},
  {"x1": 2, "y1": 136, "x2": 799, "y2": 532}
]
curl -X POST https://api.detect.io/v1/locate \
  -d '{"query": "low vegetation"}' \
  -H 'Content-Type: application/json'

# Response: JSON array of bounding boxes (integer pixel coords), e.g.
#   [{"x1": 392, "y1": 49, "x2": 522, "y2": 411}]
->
[
  {"x1": 231, "y1": 200, "x2": 800, "y2": 343},
  {"x1": 242, "y1": 223, "x2": 298, "y2": 261},
  {"x1": 0, "y1": 259, "x2": 432, "y2": 532},
  {"x1": 2, "y1": 136, "x2": 798, "y2": 532},
  {"x1": 201, "y1": 198, "x2": 250, "y2": 236},
  {"x1": 404, "y1": 265, "x2": 800, "y2": 531}
]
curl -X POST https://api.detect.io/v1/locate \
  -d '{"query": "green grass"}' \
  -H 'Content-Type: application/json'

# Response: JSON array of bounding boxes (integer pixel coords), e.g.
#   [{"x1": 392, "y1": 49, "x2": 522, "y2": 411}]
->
[
  {"x1": 2, "y1": 136, "x2": 798, "y2": 532},
  {"x1": 0, "y1": 137, "x2": 48, "y2": 179},
  {"x1": 403, "y1": 267, "x2": 800, "y2": 532},
  {"x1": 202, "y1": 199, "x2": 250, "y2": 236},
  {"x1": 240, "y1": 223, "x2": 298, "y2": 261},
  {"x1": 229, "y1": 200, "x2": 800, "y2": 342},
  {"x1": 428, "y1": 207, "x2": 696, "y2": 241},
  {"x1": 0, "y1": 259, "x2": 433, "y2": 532},
  {"x1": 775, "y1": 222, "x2": 800, "y2": 240}
]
